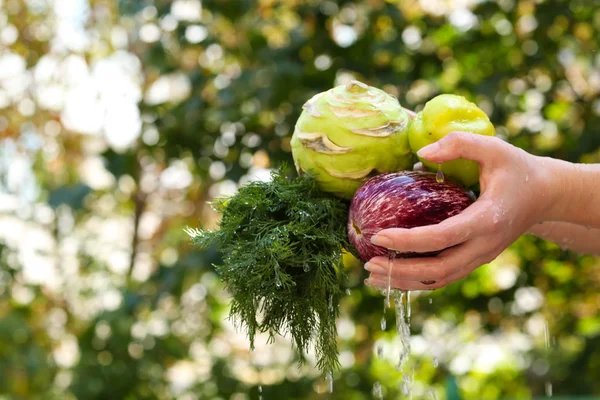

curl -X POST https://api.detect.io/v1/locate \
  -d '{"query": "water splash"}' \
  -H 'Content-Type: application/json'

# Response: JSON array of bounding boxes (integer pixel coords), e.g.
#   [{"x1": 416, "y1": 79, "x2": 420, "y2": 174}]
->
[
  {"x1": 372, "y1": 381, "x2": 383, "y2": 399},
  {"x1": 436, "y1": 163, "x2": 444, "y2": 183},
  {"x1": 258, "y1": 385, "x2": 263, "y2": 400}
]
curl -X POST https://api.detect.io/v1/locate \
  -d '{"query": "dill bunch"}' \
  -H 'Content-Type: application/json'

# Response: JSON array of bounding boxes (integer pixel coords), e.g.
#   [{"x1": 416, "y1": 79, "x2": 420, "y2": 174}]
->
[{"x1": 189, "y1": 167, "x2": 356, "y2": 373}]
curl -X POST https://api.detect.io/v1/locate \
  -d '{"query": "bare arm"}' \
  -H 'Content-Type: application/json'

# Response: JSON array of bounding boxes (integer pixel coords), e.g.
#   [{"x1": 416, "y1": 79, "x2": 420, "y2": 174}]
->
[
  {"x1": 364, "y1": 133, "x2": 600, "y2": 290},
  {"x1": 542, "y1": 159, "x2": 600, "y2": 229},
  {"x1": 528, "y1": 221, "x2": 600, "y2": 255},
  {"x1": 525, "y1": 159, "x2": 600, "y2": 255}
]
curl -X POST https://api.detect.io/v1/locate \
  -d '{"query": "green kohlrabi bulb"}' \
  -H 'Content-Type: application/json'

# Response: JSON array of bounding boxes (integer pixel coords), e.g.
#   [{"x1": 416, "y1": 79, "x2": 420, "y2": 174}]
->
[{"x1": 291, "y1": 80, "x2": 414, "y2": 199}]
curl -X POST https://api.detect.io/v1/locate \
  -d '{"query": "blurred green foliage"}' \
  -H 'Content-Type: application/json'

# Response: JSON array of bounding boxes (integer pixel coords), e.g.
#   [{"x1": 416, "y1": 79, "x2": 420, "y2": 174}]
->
[{"x1": 0, "y1": 0, "x2": 600, "y2": 399}]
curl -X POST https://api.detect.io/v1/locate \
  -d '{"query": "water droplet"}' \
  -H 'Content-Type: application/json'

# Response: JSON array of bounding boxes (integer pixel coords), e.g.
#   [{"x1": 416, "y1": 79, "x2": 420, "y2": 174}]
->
[
  {"x1": 345, "y1": 288, "x2": 351, "y2": 296},
  {"x1": 400, "y1": 370, "x2": 414, "y2": 395},
  {"x1": 433, "y1": 357, "x2": 439, "y2": 367},
  {"x1": 545, "y1": 382, "x2": 553, "y2": 397},
  {"x1": 559, "y1": 243, "x2": 567, "y2": 251},
  {"x1": 376, "y1": 343, "x2": 384, "y2": 358},
  {"x1": 380, "y1": 315, "x2": 387, "y2": 331},
  {"x1": 372, "y1": 382, "x2": 383, "y2": 399},
  {"x1": 326, "y1": 371, "x2": 333, "y2": 393},
  {"x1": 436, "y1": 163, "x2": 444, "y2": 183},
  {"x1": 275, "y1": 274, "x2": 282, "y2": 287},
  {"x1": 427, "y1": 388, "x2": 439, "y2": 400},
  {"x1": 400, "y1": 381, "x2": 409, "y2": 395},
  {"x1": 493, "y1": 212, "x2": 500, "y2": 224},
  {"x1": 303, "y1": 264, "x2": 310, "y2": 272},
  {"x1": 428, "y1": 298, "x2": 433, "y2": 304},
  {"x1": 402, "y1": 368, "x2": 415, "y2": 398}
]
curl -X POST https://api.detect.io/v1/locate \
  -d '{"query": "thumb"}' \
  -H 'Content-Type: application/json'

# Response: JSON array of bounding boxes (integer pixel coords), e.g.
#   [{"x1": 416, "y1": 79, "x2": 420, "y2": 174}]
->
[
  {"x1": 402, "y1": 107, "x2": 417, "y2": 119},
  {"x1": 417, "y1": 131, "x2": 503, "y2": 166}
]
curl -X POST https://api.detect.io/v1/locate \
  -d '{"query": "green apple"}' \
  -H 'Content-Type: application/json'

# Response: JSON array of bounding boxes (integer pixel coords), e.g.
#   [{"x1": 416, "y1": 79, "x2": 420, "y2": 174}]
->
[{"x1": 408, "y1": 94, "x2": 495, "y2": 187}]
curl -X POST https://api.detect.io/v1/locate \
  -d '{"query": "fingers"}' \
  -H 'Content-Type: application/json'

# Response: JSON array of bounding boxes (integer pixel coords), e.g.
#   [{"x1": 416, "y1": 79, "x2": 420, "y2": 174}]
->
[
  {"x1": 366, "y1": 262, "x2": 476, "y2": 290},
  {"x1": 365, "y1": 236, "x2": 498, "y2": 286},
  {"x1": 417, "y1": 131, "x2": 507, "y2": 166},
  {"x1": 403, "y1": 107, "x2": 417, "y2": 119},
  {"x1": 371, "y1": 198, "x2": 493, "y2": 253},
  {"x1": 365, "y1": 243, "x2": 469, "y2": 282}
]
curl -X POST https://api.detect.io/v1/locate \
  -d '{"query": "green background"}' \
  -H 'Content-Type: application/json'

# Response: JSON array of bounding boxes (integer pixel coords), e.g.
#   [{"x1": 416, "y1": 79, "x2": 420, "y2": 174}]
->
[{"x1": 1, "y1": 0, "x2": 599, "y2": 399}]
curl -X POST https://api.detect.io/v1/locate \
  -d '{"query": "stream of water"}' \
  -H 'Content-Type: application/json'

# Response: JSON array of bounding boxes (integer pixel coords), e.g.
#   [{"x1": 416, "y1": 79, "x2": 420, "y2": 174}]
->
[
  {"x1": 544, "y1": 320, "x2": 553, "y2": 397},
  {"x1": 393, "y1": 290, "x2": 412, "y2": 372},
  {"x1": 372, "y1": 250, "x2": 415, "y2": 398},
  {"x1": 385, "y1": 251, "x2": 395, "y2": 308},
  {"x1": 325, "y1": 370, "x2": 333, "y2": 393}
]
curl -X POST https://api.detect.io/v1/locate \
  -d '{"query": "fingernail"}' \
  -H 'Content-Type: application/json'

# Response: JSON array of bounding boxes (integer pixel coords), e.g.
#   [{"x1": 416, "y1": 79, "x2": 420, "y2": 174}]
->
[
  {"x1": 421, "y1": 280, "x2": 436, "y2": 285},
  {"x1": 371, "y1": 234, "x2": 391, "y2": 248},
  {"x1": 417, "y1": 142, "x2": 440, "y2": 158},
  {"x1": 364, "y1": 262, "x2": 386, "y2": 274}
]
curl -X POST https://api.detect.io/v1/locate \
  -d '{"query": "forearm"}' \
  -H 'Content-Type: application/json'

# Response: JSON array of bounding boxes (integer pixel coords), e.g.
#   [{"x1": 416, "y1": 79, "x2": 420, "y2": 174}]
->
[
  {"x1": 527, "y1": 221, "x2": 600, "y2": 255},
  {"x1": 543, "y1": 158, "x2": 600, "y2": 228}
]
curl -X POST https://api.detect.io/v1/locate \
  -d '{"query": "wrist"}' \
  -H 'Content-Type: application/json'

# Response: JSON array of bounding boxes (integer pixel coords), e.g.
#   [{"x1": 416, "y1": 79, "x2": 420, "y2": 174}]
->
[
  {"x1": 533, "y1": 156, "x2": 575, "y2": 223},
  {"x1": 526, "y1": 220, "x2": 556, "y2": 237},
  {"x1": 537, "y1": 156, "x2": 592, "y2": 224}
]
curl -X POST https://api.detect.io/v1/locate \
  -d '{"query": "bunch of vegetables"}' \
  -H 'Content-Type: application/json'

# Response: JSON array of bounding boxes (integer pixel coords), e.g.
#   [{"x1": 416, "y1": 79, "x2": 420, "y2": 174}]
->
[{"x1": 189, "y1": 80, "x2": 495, "y2": 373}]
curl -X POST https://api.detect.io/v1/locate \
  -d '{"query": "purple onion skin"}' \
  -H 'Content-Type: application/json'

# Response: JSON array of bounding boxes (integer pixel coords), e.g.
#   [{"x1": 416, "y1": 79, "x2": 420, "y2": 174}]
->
[{"x1": 347, "y1": 171, "x2": 474, "y2": 263}]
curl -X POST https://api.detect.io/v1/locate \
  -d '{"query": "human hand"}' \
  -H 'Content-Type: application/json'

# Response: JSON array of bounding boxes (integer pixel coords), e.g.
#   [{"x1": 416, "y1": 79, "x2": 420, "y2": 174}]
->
[
  {"x1": 402, "y1": 107, "x2": 417, "y2": 119},
  {"x1": 364, "y1": 131, "x2": 558, "y2": 290}
]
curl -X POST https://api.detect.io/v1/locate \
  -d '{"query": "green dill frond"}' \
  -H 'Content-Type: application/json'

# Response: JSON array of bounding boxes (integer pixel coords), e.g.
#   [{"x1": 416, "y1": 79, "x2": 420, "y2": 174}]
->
[{"x1": 191, "y1": 168, "x2": 355, "y2": 372}]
